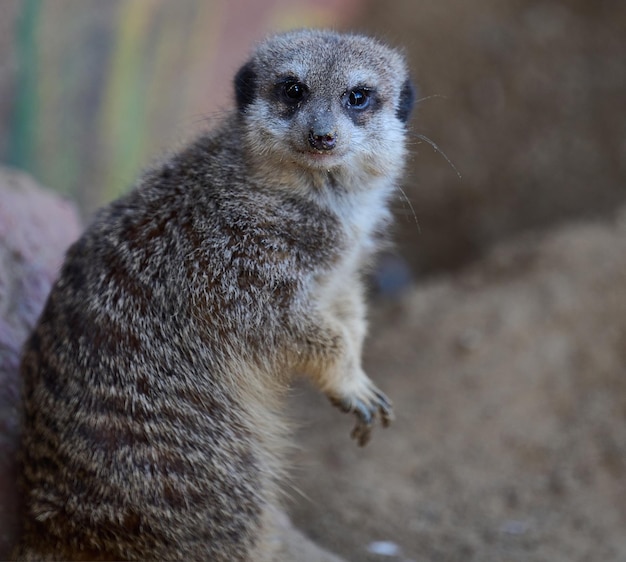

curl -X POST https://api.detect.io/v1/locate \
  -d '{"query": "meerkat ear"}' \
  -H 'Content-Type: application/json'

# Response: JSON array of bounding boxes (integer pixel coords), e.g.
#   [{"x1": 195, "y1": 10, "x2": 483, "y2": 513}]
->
[
  {"x1": 234, "y1": 61, "x2": 257, "y2": 113},
  {"x1": 396, "y1": 78, "x2": 416, "y2": 123}
]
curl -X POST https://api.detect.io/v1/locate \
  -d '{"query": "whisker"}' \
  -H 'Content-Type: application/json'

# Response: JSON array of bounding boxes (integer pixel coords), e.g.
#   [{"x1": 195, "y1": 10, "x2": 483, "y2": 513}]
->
[
  {"x1": 411, "y1": 132, "x2": 462, "y2": 180},
  {"x1": 414, "y1": 94, "x2": 448, "y2": 105},
  {"x1": 395, "y1": 185, "x2": 421, "y2": 233}
]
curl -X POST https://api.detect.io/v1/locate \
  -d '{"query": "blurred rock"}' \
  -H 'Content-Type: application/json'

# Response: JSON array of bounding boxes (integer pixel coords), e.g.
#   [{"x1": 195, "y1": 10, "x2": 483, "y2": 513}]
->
[{"x1": 0, "y1": 167, "x2": 82, "y2": 558}]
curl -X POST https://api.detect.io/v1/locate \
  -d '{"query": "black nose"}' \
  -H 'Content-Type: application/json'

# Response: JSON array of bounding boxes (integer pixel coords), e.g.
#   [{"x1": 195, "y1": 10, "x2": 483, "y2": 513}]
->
[{"x1": 308, "y1": 130, "x2": 337, "y2": 151}]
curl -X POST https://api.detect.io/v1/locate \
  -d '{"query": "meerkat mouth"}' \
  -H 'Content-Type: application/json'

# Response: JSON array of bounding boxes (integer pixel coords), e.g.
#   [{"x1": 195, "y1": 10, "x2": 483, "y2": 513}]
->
[{"x1": 295, "y1": 147, "x2": 347, "y2": 169}]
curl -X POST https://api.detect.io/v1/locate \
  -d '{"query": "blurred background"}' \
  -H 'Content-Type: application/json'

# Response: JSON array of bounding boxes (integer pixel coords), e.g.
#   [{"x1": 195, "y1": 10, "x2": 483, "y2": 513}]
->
[
  {"x1": 1, "y1": 1, "x2": 626, "y2": 561},
  {"x1": 1, "y1": 0, "x2": 625, "y2": 276},
  {"x1": 0, "y1": 0, "x2": 363, "y2": 211}
]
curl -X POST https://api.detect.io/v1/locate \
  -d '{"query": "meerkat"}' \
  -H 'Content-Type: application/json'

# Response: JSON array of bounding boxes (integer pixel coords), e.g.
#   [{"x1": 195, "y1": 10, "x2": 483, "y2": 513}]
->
[{"x1": 13, "y1": 29, "x2": 415, "y2": 561}]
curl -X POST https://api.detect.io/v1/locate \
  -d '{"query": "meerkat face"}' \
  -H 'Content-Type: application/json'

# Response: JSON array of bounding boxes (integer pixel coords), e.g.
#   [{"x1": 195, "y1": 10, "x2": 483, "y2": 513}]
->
[{"x1": 235, "y1": 30, "x2": 415, "y2": 182}]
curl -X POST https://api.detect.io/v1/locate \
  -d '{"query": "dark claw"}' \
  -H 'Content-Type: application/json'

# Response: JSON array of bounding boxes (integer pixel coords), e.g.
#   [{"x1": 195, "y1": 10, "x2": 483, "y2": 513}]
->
[
  {"x1": 374, "y1": 388, "x2": 393, "y2": 410},
  {"x1": 374, "y1": 389, "x2": 394, "y2": 427},
  {"x1": 328, "y1": 388, "x2": 394, "y2": 446},
  {"x1": 351, "y1": 422, "x2": 372, "y2": 447},
  {"x1": 353, "y1": 399, "x2": 373, "y2": 425}
]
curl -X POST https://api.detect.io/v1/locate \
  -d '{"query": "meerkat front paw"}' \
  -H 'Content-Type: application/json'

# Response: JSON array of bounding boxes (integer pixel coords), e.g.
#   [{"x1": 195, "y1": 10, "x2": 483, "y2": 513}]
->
[{"x1": 327, "y1": 375, "x2": 394, "y2": 447}]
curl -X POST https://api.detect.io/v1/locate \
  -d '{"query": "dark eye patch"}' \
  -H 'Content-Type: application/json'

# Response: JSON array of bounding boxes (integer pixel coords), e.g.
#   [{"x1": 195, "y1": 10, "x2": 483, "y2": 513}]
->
[
  {"x1": 274, "y1": 76, "x2": 309, "y2": 107},
  {"x1": 396, "y1": 79, "x2": 416, "y2": 123},
  {"x1": 345, "y1": 88, "x2": 371, "y2": 110},
  {"x1": 342, "y1": 85, "x2": 380, "y2": 125}
]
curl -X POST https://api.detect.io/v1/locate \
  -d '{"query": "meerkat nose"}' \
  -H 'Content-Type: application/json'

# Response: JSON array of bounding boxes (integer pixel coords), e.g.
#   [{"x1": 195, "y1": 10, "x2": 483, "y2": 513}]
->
[{"x1": 308, "y1": 130, "x2": 337, "y2": 151}]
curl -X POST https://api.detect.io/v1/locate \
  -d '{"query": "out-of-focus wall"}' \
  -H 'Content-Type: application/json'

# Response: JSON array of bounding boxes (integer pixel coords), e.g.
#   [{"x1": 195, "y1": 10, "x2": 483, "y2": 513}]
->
[
  {"x1": 358, "y1": 0, "x2": 626, "y2": 275},
  {"x1": 1, "y1": 0, "x2": 362, "y2": 215}
]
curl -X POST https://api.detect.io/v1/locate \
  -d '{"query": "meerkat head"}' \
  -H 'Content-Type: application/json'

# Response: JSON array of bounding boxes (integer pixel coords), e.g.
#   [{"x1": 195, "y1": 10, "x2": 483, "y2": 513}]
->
[{"x1": 234, "y1": 29, "x2": 415, "y2": 186}]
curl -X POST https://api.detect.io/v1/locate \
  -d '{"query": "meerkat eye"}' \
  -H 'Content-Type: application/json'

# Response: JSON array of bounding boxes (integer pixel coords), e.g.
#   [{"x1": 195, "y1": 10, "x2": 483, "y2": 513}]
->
[
  {"x1": 345, "y1": 88, "x2": 371, "y2": 110},
  {"x1": 279, "y1": 79, "x2": 309, "y2": 104}
]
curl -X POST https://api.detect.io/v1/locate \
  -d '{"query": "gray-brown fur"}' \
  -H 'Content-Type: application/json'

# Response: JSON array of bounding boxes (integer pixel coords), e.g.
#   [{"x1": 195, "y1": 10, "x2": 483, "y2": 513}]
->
[{"x1": 13, "y1": 29, "x2": 414, "y2": 560}]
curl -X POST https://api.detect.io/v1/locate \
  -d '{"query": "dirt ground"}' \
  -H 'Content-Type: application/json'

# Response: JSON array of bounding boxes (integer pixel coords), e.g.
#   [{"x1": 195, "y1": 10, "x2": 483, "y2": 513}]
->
[{"x1": 287, "y1": 208, "x2": 626, "y2": 562}]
